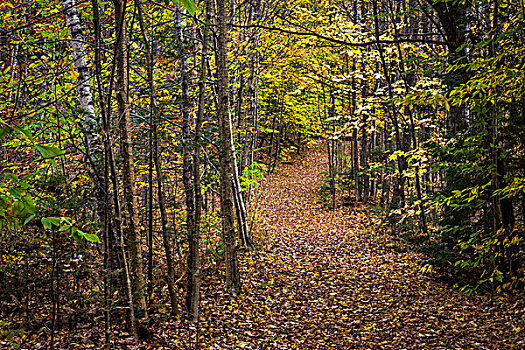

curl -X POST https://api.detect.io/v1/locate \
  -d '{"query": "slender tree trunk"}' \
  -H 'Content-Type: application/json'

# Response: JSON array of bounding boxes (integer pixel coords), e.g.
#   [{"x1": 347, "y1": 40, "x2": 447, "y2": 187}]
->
[
  {"x1": 216, "y1": 0, "x2": 241, "y2": 295},
  {"x1": 268, "y1": 96, "x2": 279, "y2": 170},
  {"x1": 143, "y1": 8, "x2": 154, "y2": 304},
  {"x1": 90, "y1": 0, "x2": 116, "y2": 342},
  {"x1": 106, "y1": 110, "x2": 137, "y2": 337},
  {"x1": 351, "y1": 0, "x2": 360, "y2": 207},
  {"x1": 90, "y1": 0, "x2": 137, "y2": 335},
  {"x1": 328, "y1": 92, "x2": 337, "y2": 210},
  {"x1": 91, "y1": 3, "x2": 113, "y2": 345},
  {"x1": 232, "y1": 158, "x2": 251, "y2": 247},
  {"x1": 174, "y1": 6, "x2": 196, "y2": 300},
  {"x1": 62, "y1": 0, "x2": 105, "y2": 217},
  {"x1": 388, "y1": 0, "x2": 428, "y2": 234},
  {"x1": 360, "y1": 113, "x2": 369, "y2": 203},
  {"x1": 185, "y1": 0, "x2": 212, "y2": 320},
  {"x1": 372, "y1": 0, "x2": 407, "y2": 211},
  {"x1": 246, "y1": 46, "x2": 261, "y2": 202},
  {"x1": 153, "y1": 119, "x2": 180, "y2": 315},
  {"x1": 380, "y1": 125, "x2": 389, "y2": 205},
  {"x1": 114, "y1": 0, "x2": 147, "y2": 318},
  {"x1": 50, "y1": 229, "x2": 58, "y2": 350},
  {"x1": 134, "y1": 0, "x2": 179, "y2": 316}
]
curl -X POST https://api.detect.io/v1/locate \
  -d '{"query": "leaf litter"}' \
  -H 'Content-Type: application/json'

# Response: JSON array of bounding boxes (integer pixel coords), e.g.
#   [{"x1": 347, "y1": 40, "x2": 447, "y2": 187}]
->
[
  {"x1": 192, "y1": 146, "x2": 525, "y2": 349},
  {"x1": 10, "y1": 146, "x2": 523, "y2": 349}
]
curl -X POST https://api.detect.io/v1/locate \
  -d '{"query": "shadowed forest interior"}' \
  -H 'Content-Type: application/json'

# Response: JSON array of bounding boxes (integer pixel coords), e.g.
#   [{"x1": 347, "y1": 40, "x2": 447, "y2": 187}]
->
[{"x1": 0, "y1": 0, "x2": 524, "y2": 348}]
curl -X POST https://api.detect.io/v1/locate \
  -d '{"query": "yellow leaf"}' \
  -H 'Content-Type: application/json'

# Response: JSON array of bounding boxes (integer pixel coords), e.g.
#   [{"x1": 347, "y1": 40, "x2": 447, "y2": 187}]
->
[{"x1": 69, "y1": 70, "x2": 79, "y2": 80}]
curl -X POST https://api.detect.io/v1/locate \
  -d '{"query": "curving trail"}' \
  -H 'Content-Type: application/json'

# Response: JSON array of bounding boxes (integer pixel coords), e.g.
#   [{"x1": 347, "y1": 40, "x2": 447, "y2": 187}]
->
[{"x1": 197, "y1": 146, "x2": 525, "y2": 349}]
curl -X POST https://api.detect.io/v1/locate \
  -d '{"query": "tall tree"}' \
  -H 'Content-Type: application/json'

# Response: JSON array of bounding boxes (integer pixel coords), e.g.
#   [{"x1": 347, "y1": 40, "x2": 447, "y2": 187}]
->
[
  {"x1": 216, "y1": 0, "x2": 241, "y2": 295},
  {"x1": 133, "y1": 0, "x2": 180, "y2": 316},
  {"x1": 62, "y1": 0, "x2": 105, "y2": 224},
  {"x1": 173, "y1": 2, "x2": 199, "y2": 319},
  {"x1": 185, "y1": 0, "x2": 211, "y2": 320},
  {"x1": 114, "y1": 0, "x2": 147, "y2": 318}
]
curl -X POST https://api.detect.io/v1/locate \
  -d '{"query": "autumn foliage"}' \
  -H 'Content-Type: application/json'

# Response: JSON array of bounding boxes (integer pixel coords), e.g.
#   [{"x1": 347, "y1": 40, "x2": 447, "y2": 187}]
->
[{"x1": 0, "y1": 0, "x2": 524, "y2": 348}]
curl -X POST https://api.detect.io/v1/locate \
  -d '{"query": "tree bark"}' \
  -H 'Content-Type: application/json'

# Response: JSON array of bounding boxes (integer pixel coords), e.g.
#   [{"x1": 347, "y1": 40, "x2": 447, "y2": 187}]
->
[
  {"x1": 216, "y1": 0, "x2": 241, "y2": 295},
  {"x1": 62, "y1": 0, "x2": 104, "y2": 200},
  {"x1": 114, "y1": 0, "x2": 147, "y2": 318},
  {"x1": 185, "y1": 0, "x2": 212, "y2": 319}
]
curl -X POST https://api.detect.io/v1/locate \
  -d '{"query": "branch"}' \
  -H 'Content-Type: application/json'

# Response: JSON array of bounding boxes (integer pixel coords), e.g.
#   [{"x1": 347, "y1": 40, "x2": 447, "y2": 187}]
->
[{"x1": 232, "y1": 24, "x2": 447, "y2": 47}]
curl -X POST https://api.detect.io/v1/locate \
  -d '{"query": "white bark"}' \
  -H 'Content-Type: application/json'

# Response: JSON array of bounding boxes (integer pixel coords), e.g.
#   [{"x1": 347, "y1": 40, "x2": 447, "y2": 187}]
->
[{"x1": 62, "y1": 0, "x2": 103, "y2": 193}]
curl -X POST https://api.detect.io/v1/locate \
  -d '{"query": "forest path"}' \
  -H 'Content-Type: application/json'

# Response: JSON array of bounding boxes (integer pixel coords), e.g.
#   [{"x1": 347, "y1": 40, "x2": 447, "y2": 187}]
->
[{"x1": 197, "y1": 146, "x2": 525, "y2": 349}]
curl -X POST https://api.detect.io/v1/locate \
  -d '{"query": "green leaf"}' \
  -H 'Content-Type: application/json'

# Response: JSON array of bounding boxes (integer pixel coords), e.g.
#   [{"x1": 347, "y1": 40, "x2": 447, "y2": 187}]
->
[
  {"x1": 8, "y1": 188, "x2": 22, "y2": 199},
  {"x1": 47, "y1": 217, "x2": 61, "y2": 226},
  {"x1": 71, "y1": 227, "x2": 84, "y2": 242},
  {"x1": 59, "y1": 224, "x2": 71, "y2": 232},
  {"x1": 23, "y1": 214, "x2": 35, "y2": 225},
  {"x1": 0, "y1": 126, "x2": 11, "y2": 139},
  {"x1": 84, "y1": 233, "x2": 100, "y2": 243},
  {"x1": 13, "y1": 126, "x2": 33, "y2": 141},
  {"x1": 72, "y1": 233, "x2": 83, "y2": 243},
  {"x1": 22, "y1": 174, "x2": 34, "y2": 182},
  {"x1": 35, "y1": 144, "x2": 64, "y2": 159},
  {"x1": 41, "y1": 217, "x2": 52, "y2": 230},
  {"x1": 176, "y1": 0, "x2": 197, "y2": 15}
]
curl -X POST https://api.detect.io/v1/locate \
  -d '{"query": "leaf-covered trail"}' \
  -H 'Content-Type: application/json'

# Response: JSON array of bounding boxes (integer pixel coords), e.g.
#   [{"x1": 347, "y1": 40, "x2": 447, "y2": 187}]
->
[{"x1": 196, "y1": 146, "x2": 525, "y2": 349}]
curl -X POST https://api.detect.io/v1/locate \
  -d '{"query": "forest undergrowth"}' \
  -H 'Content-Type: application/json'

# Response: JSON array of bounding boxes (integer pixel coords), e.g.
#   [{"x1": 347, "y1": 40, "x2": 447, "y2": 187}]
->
[{"x1": 4, "y1": 146, "x2": 525, "y2": 349}]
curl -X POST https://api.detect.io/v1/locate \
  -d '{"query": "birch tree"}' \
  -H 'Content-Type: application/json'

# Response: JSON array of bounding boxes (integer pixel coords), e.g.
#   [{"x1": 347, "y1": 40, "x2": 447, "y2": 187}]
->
[
  {"x1": 216, "y1": 0, "x2": 241, "y2": 295},
  {"x1": 62, "y1": 0, "x2": 104, "y2": 222}
]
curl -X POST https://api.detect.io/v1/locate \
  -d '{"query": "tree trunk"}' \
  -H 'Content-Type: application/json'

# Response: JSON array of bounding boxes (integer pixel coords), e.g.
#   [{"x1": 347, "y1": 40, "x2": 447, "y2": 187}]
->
[
  {"x1": 372, "y1": 0, "x2": 407, "y2": 211},
  {"x1": 135, "y1": 0, "x2": 179, "y2": 316},
  {"x1": 426, "y1": 0, "x2": 469, "y2": 135},
  {"x1": 185, "y1": 0, "x2": 212, "y2": 320},
  {"x1": 114, "y1": 0, "x2": 147, "y2": 318},
  {"x1": 153, "y1": 118, "x2": 179, "y2": 316},
  {"x1": 216, "y1": 0, "x2": 241, "y2": 295},
  {"x1": 62, "y1": 0, "x2": 105, "y2": 218},
  {"x1": 90, "y1": 0, "x2": 114, "y2": 342},
  {"x1": 360, "y1": 113, "x2": 369, "y2": 203}
]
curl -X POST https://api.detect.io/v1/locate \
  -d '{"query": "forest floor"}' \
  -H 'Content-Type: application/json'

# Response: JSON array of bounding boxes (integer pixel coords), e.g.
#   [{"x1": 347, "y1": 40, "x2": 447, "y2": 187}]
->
[
  {"x1": 9, "y1": 146, "x2": 525, "y2": 349},
  {"x1": 183, "y1": 145, "x2": 525, "y2": 349}
]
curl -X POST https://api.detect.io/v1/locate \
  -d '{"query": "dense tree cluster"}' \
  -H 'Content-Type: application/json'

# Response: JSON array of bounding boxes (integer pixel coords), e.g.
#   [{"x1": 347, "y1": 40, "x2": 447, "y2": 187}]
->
[
  {"x1": 0, "y1": 0, "x2": 523, "y2": 346},
  {"x1": 255, "y1": 0, "x2": 525, "y2": 295}
]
